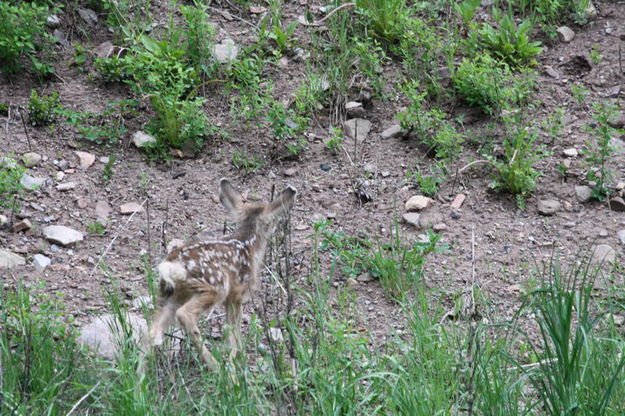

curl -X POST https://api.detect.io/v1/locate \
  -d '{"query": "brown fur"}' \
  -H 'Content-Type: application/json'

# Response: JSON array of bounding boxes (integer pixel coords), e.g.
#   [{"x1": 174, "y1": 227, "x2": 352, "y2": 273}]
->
[{"x1": 144, "y1": 178, "x2": 296, "y2": 368}]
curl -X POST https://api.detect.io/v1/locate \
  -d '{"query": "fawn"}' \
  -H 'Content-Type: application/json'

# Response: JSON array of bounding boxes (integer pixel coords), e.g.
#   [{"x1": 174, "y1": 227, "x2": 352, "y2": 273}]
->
[{"x1": 145, "y1": 178, "x2": 297, "y2": 368}]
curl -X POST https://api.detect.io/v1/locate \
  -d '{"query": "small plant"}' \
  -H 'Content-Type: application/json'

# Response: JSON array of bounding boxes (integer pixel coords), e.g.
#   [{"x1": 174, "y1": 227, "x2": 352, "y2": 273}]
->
[
  {"x1": 59, "y1": 100, "x2": 137, "y2": 145},
  {"x1": 356, "y1": 0, "x2": 411, "y2": 43},
  {"x1": 542, "y1": 106, "x2": 565, "y2": 143},
  {"x1": 488, "y1": 119, "x2": 544, "y2": 195},
  {"x1": 94, "y1": 56, "x2": 127, "y2": 83},
  {"x1": 87, "y1": 221, "x2": 107, "y2": 235},
  {"x1": 590, "y1": 44, "x2": 602, "y2": 65},
  {"x1": 180, "y1": 3, "x2": 216, "y2": 79},
  {"x1": 407, "y1": 165, "x2": 445, "y2": 197},
  {"x1": 453, "y1": 55, "x2": 534, "y2": 115},
  {"x1": 0, "y1": 1, "x2": 55, "y2": 77},
  {"x1": 471, "y1": 13, "x2": 543, "y2": 67},
  {"x1": 28, "y1": 90, "x2": 61, "y2": 127},
  {"x1": 570, "y1": 84, "x2": 589, "y2": 106},
  {"x1": 72, "y1": 44, "x2": 88, "y2": 71},
  {"x1": 102, "y1": 155, "x2": 116, "y2": 181},
  {"x1": 583, "y1": 102, "x2": 623, "y2": 200},
  {"x1": 231, "y1": 148, "x2": 265, "y2": 174},
  {"x1": 455, "y1": 0, "x2": 481, "y2": 27},
  {"x1": 325, "y1": 126, "x2": 344, "y2": 155},
  {"x1": 0, "y1": 157, "x2": 26, "y2": 213}
]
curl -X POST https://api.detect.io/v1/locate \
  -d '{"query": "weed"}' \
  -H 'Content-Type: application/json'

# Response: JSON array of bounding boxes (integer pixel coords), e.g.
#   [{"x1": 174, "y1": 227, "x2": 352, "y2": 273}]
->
[
  {"x1": 455, "y1": 0, "x2": 481, "y2": 27},
  {"x1": 102, "y1": 155, "x2": 116, "y2": 181},
  {"x1": 570, "y1": 84, "x2": 590, "y2": 106},
  {"x1": 72, "y1": 44, "x2": 88, "y2": 71},
  {"x1": 453, "y1": 54, "x2": 534, "y2": 115},
  {"x1": 231, "y1": 148, "x2": 265, "y2": 174},
  {"x1": 542, "y1": 106, "x2": 565, "y2": 143},
  {"x1": 406, "y1": 164, "x2": 446, "y2": 197},
  {"x1": 583, "y1": 102, "x2": 623, "y2": 200},
  {"x1": 470, "y1": 12, "x2": 543, "y2": 67},
  {"x1": 590, "y1": 44, "x2": 602, "y2": 65},
  {"x1": 87, "y1": 221, "x2": 107, "y2": 235},
  {"x1": 0, "y1": 102, "x2": 8, "y2": 116},
  {"x1": 0, "y1": 1, "x2": 55, "y2": 77},
  {"x1": 59, "y1": 100, "x2": 137, "y2": 145},
  {"x1": 0, "y1": 157, "x2": 25, "y2": 213},
  {"x1": 355, "y1": 0, "x2": 411, "y2": 43},
  {"x1": 93, "y1": 55, "x2": 127, "y2": 83},
  {"x1": 325, "y1": 126, "x2": 344, "y2": 155},
  {"x1": 28, "y1": 90, "x2": 61, "y2": 127},
  {"x1": 180, "y1": 2, "x2": 217, "y2": 79}
]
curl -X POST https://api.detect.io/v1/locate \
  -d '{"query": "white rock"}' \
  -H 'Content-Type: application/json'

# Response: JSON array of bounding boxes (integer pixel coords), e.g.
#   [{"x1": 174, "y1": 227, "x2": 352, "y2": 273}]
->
[
  {"x1": 269, "y1": 327, "x2": 284, "y2": 343},
  {"x1": 380, "y1": 125, "x2": 403, "y2": 140},
  {"x1": 405, "y1": 195, "x2": 434, "y2": 211},
  {"x1": 78, "y1": 8, "x2": 98, "y2": 26},
  {"x1": 0, "y1": 156, "x2": 17, "y2": 169},
  {"x1": 74, "y1": 151, "x2": 96, "y2": 169},
  {"x1": 0, "y1": 249, "x2": 26, "y2": 268},
  {"x1": 132, "y1": 131, "x2": 157, "y2": 148},
  {"x1": 557, "y1": 26, "x2": 575, "y2": 43},
  {"x1": 77, "y1": 313, "x2": 147, "y2": 360},
  {"x1": 20, "y1": 173, "x2": 47, "y2": 190},
  {"x1": 46, "y1": 14, "x2": 61, "y2": 28},
  {"x1": 95, "y1": 200, "x2": 111, "y2": 222},
  {"x1": 617, "y1": 230, "x2": 625, "y2": 246},
  {"x1": 562, "y1": 148, "x2": 578, "y2": 157},
  {"x1": 33, "y1": 254, "x2": 51, "y2": 271},
  {"x1": 403, "y1": 212, "x2": 421, "y2": 228},
  {"x1": 43, "y1": 225, "x2": 84, "y2": 246},
  {"x1": 22, "y1": 152, "x2": 42, "y2": 167},
  {"x1": 56, "y1": 182, "x2": 77, "y2": 191},
  {"x1": 591, "y1": 244, "x2": 616, "y2": 265},
  {"x1": 537, "y1": 200, "x2": 561, "y2": 216},
  {"x1": 213, "y1": 39, "x2": 239, "y2": 64},
  {"x1": 120, "y1": 202, "x2": 144, "y2": 215},
  {"x1": 344, "y1": 118, "x2": 372, "y2": 143},
  {"x1": 575, "y1": 185, "x2": 593, "y2": 202}
]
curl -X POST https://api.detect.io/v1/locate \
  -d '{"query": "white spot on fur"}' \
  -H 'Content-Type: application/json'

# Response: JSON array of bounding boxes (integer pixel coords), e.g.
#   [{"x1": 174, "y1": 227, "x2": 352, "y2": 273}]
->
[{"x1": 158, "y1": 261, "x2": 187, "y2": 290}]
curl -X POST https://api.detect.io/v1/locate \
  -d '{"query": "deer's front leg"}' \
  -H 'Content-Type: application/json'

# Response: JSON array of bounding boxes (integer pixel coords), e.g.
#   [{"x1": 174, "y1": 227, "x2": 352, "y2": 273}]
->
[{"x1": 225, "y1": 298, "x2": 243, "y2": 358}]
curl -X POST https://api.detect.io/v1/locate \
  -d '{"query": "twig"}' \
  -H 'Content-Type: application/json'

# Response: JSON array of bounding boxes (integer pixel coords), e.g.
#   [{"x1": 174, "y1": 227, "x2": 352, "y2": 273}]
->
[
  {"x1": 66, "y1": 380, "x2": 101, "y2": 416},
  {"x1": 89, "y1": 198, "x2": 148, "y2": 278},
  {"x1": 206, "y1": 5, "x2": 257, "y2": 28},
  {"x1": 450, "y1": 159, "x2": 497, "y2": 177},
  {"x1": 17, "y1": 107, "x2": 32, "y2": 151},
  {"x1": 300, "y1": 2, "x2": 356, "y2": 26}
]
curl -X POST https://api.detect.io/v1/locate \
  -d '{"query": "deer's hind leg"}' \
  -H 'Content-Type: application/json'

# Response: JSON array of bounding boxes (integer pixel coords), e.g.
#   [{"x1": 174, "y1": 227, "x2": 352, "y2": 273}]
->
[
  {"x1": 176, "y1": 293, "x2": 220, "y2": 369},
  {"x1": 148, "y1": 298, "x2": 178, "y2": 347}
]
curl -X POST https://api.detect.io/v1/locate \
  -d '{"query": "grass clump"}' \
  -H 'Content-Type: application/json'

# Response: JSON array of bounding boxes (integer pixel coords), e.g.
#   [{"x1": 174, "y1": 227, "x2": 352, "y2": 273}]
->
[
  {"x1": 0, "y1": 156, "x2": 26, "y2": 212},
  {"x1": 28, "y1": 90, "x2": 60, "y2": 127}
]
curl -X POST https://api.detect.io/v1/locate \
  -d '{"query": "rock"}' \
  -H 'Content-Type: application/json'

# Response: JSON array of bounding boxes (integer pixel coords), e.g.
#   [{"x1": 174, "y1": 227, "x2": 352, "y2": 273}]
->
[
  {"x1": 213, "y1": 39, "x2": 239, "y2": 64},
  {"x1": 132, "y1": 131, "x2": 156, "y2": 148},
  {"x1": 344, "y1": 118, "x2": 372, "y2": 143},
  {"x1": 544, "y1": 66, "x2": 560, "y2": 79},
  {"x1": 57, "y1": 159, "x2": 69, "y2": 170},
  {"x1": 78, "y1": 8, "x2": 98, "y2": 27},
  {"x1": 20, "y1": 173, "x2": 47, "y2": 190},
  {"x1": 586, "y1": 1, "x2": 597, "y2": 17},
  {"x1": 33, "y1": 254, "x2": 51, "y2": 272},
  {"x1": 95, "y1": 200, "x2": 111, "y2": 222},
  {"x1": 590, "y1": 244, "x2": 616, "y2": 265},
  {"x1": 606, "y1": 85, "x2": 621, "y2": 98},
  {"x1": 451, "y1": 193, "x2": 466, "y2": 210},
  {"x1": 94, "y1": 41, "x2": 114, "y2": 59},
  {"x1": 43, "y1": 225, "x2": 84, "y2": 246},
  {"x1": 268, "y1": 327, "x2": 284, "y2": 343},
  {"x1": 610, "y1": 314, "x2": 625, "y2": 326},
  {"x1": 283, "y1": 167, "x2": 297, "y2": 177},
  {"x1": 12, "y1": 219, "x2": 31, "y2": 233},
  {"x1": 22, "y1": 152, "x2": 42, "y2": 167},
  {"x1": 363, "y1": 163, "x2": 376, "y2": 175},
  {"x1": 120, "y1": 202, "x2": 144, "y2": 215},
  {"x1": 0, "y1": 249, "x2": 26, "y2": 268},
  {"x1": 0, "y1": 215, "x2": 7, "y2": 226},
  {"x1": 77, "y1": 198, "x2": 89, "y2": 209},
  {"x1": 609, "y1": 197, "x2": 625, "y2": 212},
  {"x1": 557, "y1": 26, "x2": 575, "y2": 43},
  {"x1": 562, "y1": 148, "x2": 578, "y2": 157},
  {"x1": 320, "y1": 163, "x2": 331, "y2": 172},
  {"x1": 433, "y1": 223, "x2": 447, "y2": 232},
  {"x1": 0, "y1": 156, "x2": 17, "y2": 168},
  {"x1": 380, "y1": 125, "x2": 403, "y2": 140},
  {"x1": 77, "y1": 313, "x2": 147, "y2": 360},
  {"x1": 617, "y1": 182, "x2": 625, "y2": 190},
  {"x1": 537, "y1": 200, "x2": 561, "y2": 215},
  {"x1": 575, "y1": 185, "x2": 593, "y2": 202},
  {"x1": 403, "y1": 212, "x2": 421, "y2": 228},
  {"x1": 564, "y1": 221, "x2": 575, "y2": 228},
  {"x1": 345, "y1": 101, "x2": 365, "y2": 118},
  {"x1": 405, "y1": 195, "x2": 434, "y2": 211},
  {"x1": 293, "y1": 47, "x2": 310, "y2": 62},
  {"x1": 610, "y1": 138, "x2": 625, "y2": 155},
  {"x1": 52, "y1": 29, "x2": 69, "y2": 46},
  {"x1": 420, "y1": 212, "x2": 443, "y2": 229},
  {"x1": 346, "y1": 278, "x2": 359, "y2": 288},
  {"x1": 46, "y1": 14, "x2": 61, "y2": 28},
  {"x1": 56, "y1": 182, "x2": 77, "y2": 191},
  {"x1": 608, "y1": 113, "x2": 625, "y2": 129},
  {"x1": 74, "y1": 151, "x2": 95, "y2": 169},
  {"x1": 357, "y1": 272, "x2": 374, "y2": 283},
  {"x1": 618, "y1": 230, "x2": 625, "y2": 245},
  {"x1": 99, "y1": 156, "x2": 110, "y2": 164}
]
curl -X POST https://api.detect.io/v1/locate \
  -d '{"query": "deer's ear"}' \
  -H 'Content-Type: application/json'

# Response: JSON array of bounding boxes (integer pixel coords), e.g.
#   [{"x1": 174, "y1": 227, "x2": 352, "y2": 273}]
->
[
  {"x1": 268, "y1": 185, "x2": 297, "y2": 218},
  {"x1": 219, "y1": 178, "x2": 243, "y2": 215}
]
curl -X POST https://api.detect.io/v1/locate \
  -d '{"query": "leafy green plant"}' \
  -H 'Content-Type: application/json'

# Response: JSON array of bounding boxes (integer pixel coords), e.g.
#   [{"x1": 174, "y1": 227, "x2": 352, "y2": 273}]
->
[
  {"x1": 0, "y1": 157, "x2": 25, "y2": 213},
  {"x1": 453, "y1": 55, "x2": 534, "y2": 115},
  {"x1": 406, "y1": 164, "x2": 446, "y2": 197},
  {"x1": 356, "y1": 0, "x2": 411, "y2": 43},
  {"x1": 471, "y1": 13, "x2": 543, "y2": 67},
  {"x1": 325, "y1": 126, "x2": 344, "y2": 155},
  {"x1": 488, "y1": 119, "x2": 543, "y2": 195},
  {"x1": 266, "y1": 19, "x2": 299, "y2": 55},
  {"x1": 180, "y1": 2, "x2": 217, "y2": 78},
  {"x1": 28, "y1": 90, "x2": 60, "y2": 127},
  {"x1": 590, "y1": 44, "x2": 602, "y2": 65},
  {"x1": 87, "y1": 221, "x2": 107, "y2": 235},
  {"x1": 570, "y1": 84, "x2": 589, "y2": 106},
  {"x1": 72, "y1": 44, "x2": 88, "y2": 71},
  {"x1": 455, "y1": 0, "x2": 481, "y2": 27},
  {"x1": 93, "y1": 55, "x2": 127, "y2": 83},
  {"x1": 102, "y1": 154, "x2": 116, "y2": 181},
  {"x1": 59, "y1": 100, "x2": 137, "y2": 145},
  {"x1": 397, "y1": 81, "x2": 463, "y2": 161},
  {"x1": 231, "y1": 148, "x2": 265, "y2": 174},
  {"x1": 0, "y1": 1, "x2": 55, "y2": 77},
  {"x1": 583, "y1": 103, "x2": 623, "y2": 200}
]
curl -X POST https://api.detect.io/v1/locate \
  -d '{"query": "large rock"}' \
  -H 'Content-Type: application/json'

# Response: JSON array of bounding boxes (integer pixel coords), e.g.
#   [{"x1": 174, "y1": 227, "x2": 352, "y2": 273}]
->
[
  {"x1": 95, "y1": 200, "x2": 112, "y2": 222},
  {"x1": 344, "y1": 118, "x2": 372, "y2": 144},
  {"x1": 22, "y1": 152, "x2": 42, "y2": 167},
  {"x1": 575, "y1": 185, "x2": 593, "y2": 202},
  {"x1": 77, "y1": 313, "x2": 147, "y2": 360},
  {"x1": 33, "y1": 254, "x2": 51, "y2": 271},
  {"x1": 556, "y1": 26, "x2": 575, "y2": 42},
  {"x1": 405, "y1": 195, "x2": 433, "y2": 211},
  {"x1": 402, "y1": 212, "x2": 421, "y2": 228},
  {"x1": 213, "y1": 39, "x2": 239, "y2": 64},
  {"x1": 20, "y1": 173, "x2": 47, "y2": 190},
  {"x1": 0, "y1": 249, "x2": 26, "y2": 268},
  {"x1": 537, "y1": 200, "x2": 561, "y2": 216},
  {"x1": 78, "y1": 8, "x2": 98, "y2": 26},
  {"x1": 43, "y1": 225, "x2": 84, "y2": 246},
  {"x1": 74, "y1": 151, "x2": 95, "y2": 169},
  {"x1": 380, "y1": 125, "x2": 403, "y2": 140},
  {"x1": 590, "y1": 244, "x2": 616, "y2": 265},
  {"x1": 132, "y1": 131, "x2": 156, "y2": 148}
]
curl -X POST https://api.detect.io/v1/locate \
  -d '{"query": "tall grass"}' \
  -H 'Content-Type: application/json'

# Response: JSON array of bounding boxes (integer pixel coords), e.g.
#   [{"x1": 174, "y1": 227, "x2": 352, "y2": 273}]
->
[{"x1": 2, "y1": 245, "x2": 624, "y2": 414}]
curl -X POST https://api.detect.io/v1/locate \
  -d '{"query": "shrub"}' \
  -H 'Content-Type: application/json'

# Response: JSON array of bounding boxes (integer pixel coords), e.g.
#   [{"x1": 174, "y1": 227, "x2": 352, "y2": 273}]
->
[
  {"x1": 0, "y1": 157, "x2": 25, "y2": 213},
  {"x1": 28, "y1": 90, "x2": 61, "y2": 127},
  {"x1": 0, "y1": 1, "x2": 55, "y2": 77}
]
